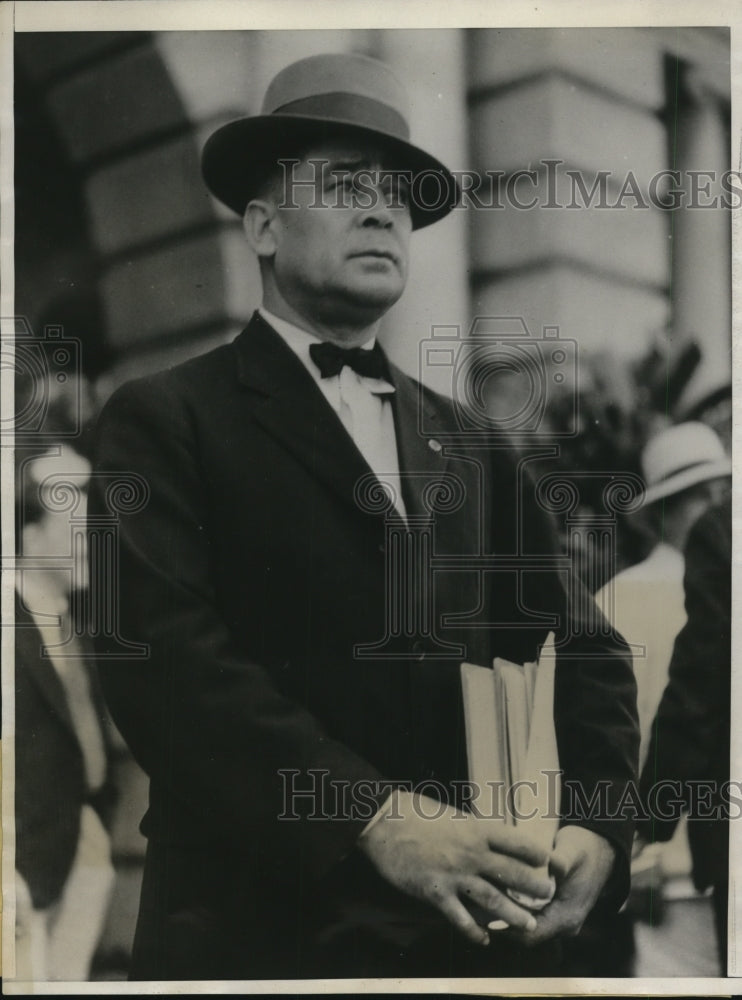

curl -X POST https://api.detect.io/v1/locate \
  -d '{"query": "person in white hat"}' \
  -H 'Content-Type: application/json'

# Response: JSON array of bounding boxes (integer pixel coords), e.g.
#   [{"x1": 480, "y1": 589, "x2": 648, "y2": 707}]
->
[
  {"x1": 597, "y1": 421, "x2": 730, "y2": 771},
  {"x1": 90, "y1": 52, "x2": 638, "y2": 980},
  {"x1": 592, "y1": 421, "x2": 730, "y2": 972}
]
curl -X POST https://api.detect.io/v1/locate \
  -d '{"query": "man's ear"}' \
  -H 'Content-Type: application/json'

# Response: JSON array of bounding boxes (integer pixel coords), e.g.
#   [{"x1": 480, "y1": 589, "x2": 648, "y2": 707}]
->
[{"x1": 243, "y1": 199, "x2": 279, "y2": 259}]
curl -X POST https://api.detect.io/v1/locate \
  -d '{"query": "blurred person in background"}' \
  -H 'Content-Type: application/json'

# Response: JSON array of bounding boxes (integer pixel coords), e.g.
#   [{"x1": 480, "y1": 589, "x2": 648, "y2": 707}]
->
[
  {"x1": 14, "y1": 428, "x2": 117, "y2": 981},
  {"x1": 574, "y1": 421, "x2": 730, "y2": 976},
  {"x1": 597, "y1": 422, "x2": 730, "y2": 774},
  {"x1": 637, "y1": 491, "x2": 732, "y2": 973}
]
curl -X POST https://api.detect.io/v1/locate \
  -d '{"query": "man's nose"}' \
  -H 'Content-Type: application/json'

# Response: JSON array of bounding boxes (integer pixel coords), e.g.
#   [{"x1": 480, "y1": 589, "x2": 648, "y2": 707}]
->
[
  {"x1": 362, "y1": 213, "x2": 393, "y2": 229},
  {"x1": 361, "y1": 199, "x2": 395, "y2": 228}
]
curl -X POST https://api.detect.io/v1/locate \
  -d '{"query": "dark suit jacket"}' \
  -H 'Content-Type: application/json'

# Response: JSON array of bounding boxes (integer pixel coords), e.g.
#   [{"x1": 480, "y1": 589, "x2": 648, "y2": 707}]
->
[
  {"x1": 639, "y1": 495, "x2": 731, "y2": 891},
  {"x1": 14, "y1": 597, "x2": 114, "y2": 909},
  {"x1": 90, "y1": 312, "x2": 638, "y2": 978}
]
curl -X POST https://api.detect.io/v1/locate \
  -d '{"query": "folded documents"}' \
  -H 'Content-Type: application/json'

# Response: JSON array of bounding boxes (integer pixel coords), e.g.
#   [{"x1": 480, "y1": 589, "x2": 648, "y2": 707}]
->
[{"x1": 461, "y1": 635, "x2": 561, "y2": 922}]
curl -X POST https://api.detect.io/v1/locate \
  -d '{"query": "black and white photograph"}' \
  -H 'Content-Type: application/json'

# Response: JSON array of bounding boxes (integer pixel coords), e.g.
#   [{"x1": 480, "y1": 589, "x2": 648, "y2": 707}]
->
[{"x1": 1, "y1": 1, "x2": 738, "y2": 993}]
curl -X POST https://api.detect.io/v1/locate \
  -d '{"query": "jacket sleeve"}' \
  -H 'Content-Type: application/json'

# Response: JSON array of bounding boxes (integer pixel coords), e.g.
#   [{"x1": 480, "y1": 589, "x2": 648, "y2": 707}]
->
[
  {"x1": 89, "y1": 376, "x2": 389, "y2": 886},
  {"x1": 637, "y1": 500, "x2": 731, "y2": 844}
]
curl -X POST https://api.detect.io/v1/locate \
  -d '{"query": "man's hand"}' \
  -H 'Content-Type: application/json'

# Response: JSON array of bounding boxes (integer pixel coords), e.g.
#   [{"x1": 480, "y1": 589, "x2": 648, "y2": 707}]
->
[
  {"x1": 357, "y1": 791, "x2": 555, "y2": 946},
  {"x1": 509, "y1": 825, "x2": 616, "y2": 944}
]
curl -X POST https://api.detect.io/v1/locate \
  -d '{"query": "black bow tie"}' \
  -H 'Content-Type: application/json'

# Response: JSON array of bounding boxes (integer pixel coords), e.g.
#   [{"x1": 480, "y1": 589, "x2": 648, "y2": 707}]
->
[{"x1": 309, "y1": 340, "x2": 388, "y2": 381}]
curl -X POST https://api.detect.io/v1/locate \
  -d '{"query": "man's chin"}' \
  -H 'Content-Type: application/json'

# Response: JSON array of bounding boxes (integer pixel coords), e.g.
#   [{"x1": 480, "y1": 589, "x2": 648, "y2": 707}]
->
[{"x1": 342, "y1": 280, "x2": 405, "y2": 314}]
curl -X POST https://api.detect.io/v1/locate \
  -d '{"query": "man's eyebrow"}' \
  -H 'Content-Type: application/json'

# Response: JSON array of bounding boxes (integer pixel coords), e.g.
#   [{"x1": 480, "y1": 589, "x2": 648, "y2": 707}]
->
[
  {"x1": 324, "y1": 158, "x2": 373, "y2": 174},
  {"x1": 322, "y1": 159, "x2": 411, "y2": 182}
]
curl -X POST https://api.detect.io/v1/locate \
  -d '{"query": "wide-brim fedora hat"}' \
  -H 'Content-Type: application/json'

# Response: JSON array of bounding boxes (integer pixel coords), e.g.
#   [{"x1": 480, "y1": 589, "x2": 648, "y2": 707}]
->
[
  {"x1": 640, "y1": 421, "x2": 731, "y2": 506},
  {"x1": 201, "y1": 52, "x2": 460, "y2": 230}
]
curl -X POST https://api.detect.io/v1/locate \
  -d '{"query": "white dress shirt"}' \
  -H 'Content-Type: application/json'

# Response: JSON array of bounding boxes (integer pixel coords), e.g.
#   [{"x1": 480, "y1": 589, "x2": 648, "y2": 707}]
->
[
  {"x1": 595, "y1": 541, "x2": 686, "y2": 770},
  {"x1": 20, "y1": 580, "x2": 107, "y2": 795},
  {"x1": 595, "y1": 542, "x2": 693, "y2": 882},
  {"x1": 14, "y1": 579, "x2": 114, "y2": 981},
  {"x1": 259, "y1": 307, "x2": 407, "y2": 521}
]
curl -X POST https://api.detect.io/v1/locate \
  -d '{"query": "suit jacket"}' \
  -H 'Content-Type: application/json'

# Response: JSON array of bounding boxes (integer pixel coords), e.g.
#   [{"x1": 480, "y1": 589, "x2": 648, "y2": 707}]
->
[
  {"x1": 90, "y1": 312, "x2": 638, "y2": 977},
  {"x1": 14, "y1": 596, "x2": 114, "y2": 910},
  {"x1": 638, "y1": 495, "x2": 731, "y2": 891}
]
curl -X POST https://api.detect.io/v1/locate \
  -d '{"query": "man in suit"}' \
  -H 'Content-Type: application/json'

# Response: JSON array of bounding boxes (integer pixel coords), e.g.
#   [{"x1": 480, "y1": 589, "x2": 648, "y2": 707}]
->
[
  {"x1": 578, "y1": 422, "x2": 729, "y2": 976},
  {"x1": 90, "y1": 53, "x2": 639, "y2": 980},
  {"x1": 15, "y1": 440, "x2": 116, "y2": 980},
  {"x1": 638, "y1": 493, "x2": 732, "y2": 972}
]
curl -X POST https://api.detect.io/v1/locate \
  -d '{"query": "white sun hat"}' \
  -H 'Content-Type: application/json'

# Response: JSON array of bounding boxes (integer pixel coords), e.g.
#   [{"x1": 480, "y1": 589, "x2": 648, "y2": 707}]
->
[{"x1": 641, "y1": 421, "x2": 731, "y2": 506}]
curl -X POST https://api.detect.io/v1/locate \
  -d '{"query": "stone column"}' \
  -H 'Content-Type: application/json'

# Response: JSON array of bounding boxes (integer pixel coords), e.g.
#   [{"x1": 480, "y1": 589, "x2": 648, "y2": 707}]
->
[
  {"x1": 670, "y1": 65, "x2": 732, "y2": 411},
  {"x1": 376, "y1": 30, "x2": 469, "y2": 393}
]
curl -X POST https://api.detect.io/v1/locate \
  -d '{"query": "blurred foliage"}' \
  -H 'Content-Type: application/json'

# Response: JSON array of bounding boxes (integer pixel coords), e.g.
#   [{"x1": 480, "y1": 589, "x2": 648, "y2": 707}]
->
[{"x1": 518, "y1": 336, "x2": 727, "y2": 590}]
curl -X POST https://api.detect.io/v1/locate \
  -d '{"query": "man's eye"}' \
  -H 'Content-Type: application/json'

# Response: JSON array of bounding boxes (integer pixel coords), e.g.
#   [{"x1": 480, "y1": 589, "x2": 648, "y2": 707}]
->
[
  {"x1": 328, "y1": 174, "x2": 354, "y2": 189},
  {"x1": 383, "y1": 182, "x2": 410, "y2": 207}
]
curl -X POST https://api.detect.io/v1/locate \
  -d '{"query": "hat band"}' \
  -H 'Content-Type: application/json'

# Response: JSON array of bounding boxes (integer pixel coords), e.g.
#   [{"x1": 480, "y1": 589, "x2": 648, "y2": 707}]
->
[{"x1": 272, "y1": 92, "x2": 410, "y2": 142}]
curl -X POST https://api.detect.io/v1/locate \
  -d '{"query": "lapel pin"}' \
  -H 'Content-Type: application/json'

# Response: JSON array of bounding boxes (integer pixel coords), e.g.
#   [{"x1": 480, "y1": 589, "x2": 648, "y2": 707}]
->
[{"x1": 428, "y1": 438, "x2": 442, "y2": 453}]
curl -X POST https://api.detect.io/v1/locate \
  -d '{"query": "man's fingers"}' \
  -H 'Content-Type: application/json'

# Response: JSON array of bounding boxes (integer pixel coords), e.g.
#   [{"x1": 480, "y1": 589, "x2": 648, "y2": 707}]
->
[
  {"x1": 510, "y1": 877, "x2": 593, "y2": 945},
  {"x1": 458, "y1": 876, "x2": 538, "y2": 933},
  {"x1": 517, "y1": 898, "x2": 585, "y2": 944},
  {"x1": 435, "y1": 891, "x2": 491, "y2": 947},
  {"x1": 483, "y1": 823, "x2": 551, "y2": 868},
  {"x1": 478, "y1": 855, "x2": 555, "y2": 901},
  {"x1": 547, "y1": 844, "x2": 575, "y2": 881}
]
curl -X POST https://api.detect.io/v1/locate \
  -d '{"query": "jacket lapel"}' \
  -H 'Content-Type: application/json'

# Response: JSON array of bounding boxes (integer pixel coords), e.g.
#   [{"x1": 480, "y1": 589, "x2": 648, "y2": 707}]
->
[
  {"x1": 233, "y1": 313, "x2": 463, "y2": 528},
  {"x1": 388, "y1": 364, "x2": 451, "y2": 521},
  {"x1": 234, "y1": 313, "x2": 402, "y2": 525}
]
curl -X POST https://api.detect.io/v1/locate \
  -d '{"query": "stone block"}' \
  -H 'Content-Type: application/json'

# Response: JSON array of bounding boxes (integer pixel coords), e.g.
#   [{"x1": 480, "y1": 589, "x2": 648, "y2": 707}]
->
[
  {"x1": 86, "y1": 135, "x2": 214, "y2": 255},
  {"x1": 221, "y1": 227, "x2": 262, "y2": 320},
  {"x1": 100, "y1": 228, "x2": 259, "y2": 350},
  {"x1": 101, "y1": 233, "x2": 226, "y2": 348},
  {"x1": 47, "y1": 44, "x2": 188, "y2": 164},
  {"x1": 472, "y1": 263, "x2": 669, "y2": 360},
  {"x1": 470, "y1": 76, "x2": 668, "y2": 193},
  {"x1": 155, "y1": 31, "x2": 259, "y2": 121},
  {"x1": 382, "y1": 206, "x2": 469, "y2": 389},
  {"x1": 380, "y1": 29, "x2": 470, "y2": 173},
  {"x1": 95, "y1": 329, "x2": 239, "y2": 400},
  {"x1": 15, "y1": 31, "x2": 144, "y2": 85},
  {"x1": 469, "y1": 28, "x2": 666, "y2": 110},
  {"x1": 469, "y1": 168, "x2": 671, "y2": 289}
]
